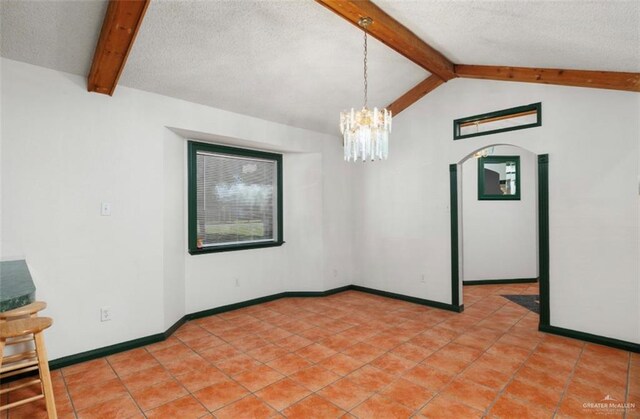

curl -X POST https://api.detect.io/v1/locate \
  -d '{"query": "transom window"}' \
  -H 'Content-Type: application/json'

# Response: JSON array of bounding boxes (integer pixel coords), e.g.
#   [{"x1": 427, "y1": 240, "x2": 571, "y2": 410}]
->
[
  {"x1": 188, "y1": 141, "x2": 283, "y2": 254},
  {"x1": 454, "y1": 103, "x2": 541, "y2": 140}
]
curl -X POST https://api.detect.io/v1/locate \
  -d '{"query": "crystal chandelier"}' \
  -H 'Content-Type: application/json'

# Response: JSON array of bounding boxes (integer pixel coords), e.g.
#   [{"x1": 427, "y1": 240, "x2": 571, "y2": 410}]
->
[{"x1": 340, "y1": 17, "x2": 392, "y2": 162}]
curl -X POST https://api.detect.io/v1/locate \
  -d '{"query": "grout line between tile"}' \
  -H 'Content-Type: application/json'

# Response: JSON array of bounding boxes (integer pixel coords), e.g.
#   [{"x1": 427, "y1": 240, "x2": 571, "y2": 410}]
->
[
  {"x1": 550, "y1": 340, "x2": 585, "y2": 418},
  {"x1": 16, "y1": 286, "x2": 634, "y2": 419},
  {"x1": 624, "y1": 352, "x2": 631, "y2": 419},
  {"x1": 404, "y1": 286, "x2": 536, "y2": 416},
  {"x1": 461, "y1": 285, "x2": 542, "y2": 417},
  {"x1": 59, "y1": 359, "x2": 80, "y2": 418},
  {"x1": 104, "y1": 349, "x2": 150, "y2": 418}
]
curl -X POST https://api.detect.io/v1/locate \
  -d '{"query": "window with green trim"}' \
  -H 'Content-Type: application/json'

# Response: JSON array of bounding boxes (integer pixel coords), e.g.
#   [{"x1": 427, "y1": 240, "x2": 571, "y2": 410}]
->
[
  {"x1": 188, "y1": 141, "x2": 283, "y2": 254},
  {"x1": 454, "y1": 103, "x2": 541, "y2": 140},
  {"x1": 478, "y1": 156, "x2": 521, "y2": 200}
]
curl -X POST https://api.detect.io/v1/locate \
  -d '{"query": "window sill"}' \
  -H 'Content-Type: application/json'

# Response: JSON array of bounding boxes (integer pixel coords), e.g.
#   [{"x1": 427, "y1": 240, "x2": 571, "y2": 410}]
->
[
  {"x1": 478, "y1": 196, "x2": 521, "y2": 201},
  {"x1": 188, "y1": 241, "x2": 285, "y2": 255}
]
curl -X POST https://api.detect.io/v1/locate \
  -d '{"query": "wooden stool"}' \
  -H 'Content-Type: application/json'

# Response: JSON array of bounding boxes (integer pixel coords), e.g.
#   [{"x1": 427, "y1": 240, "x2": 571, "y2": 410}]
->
[
  {"x1": 0, "y1": 302, "x2": 48, "y2": 371},
  {"x1": 0, "y1": 317, "x2": 56, "y2": 419},
  {"x1": 0, "y1": 301, "x2": 47, "y2": 322}
]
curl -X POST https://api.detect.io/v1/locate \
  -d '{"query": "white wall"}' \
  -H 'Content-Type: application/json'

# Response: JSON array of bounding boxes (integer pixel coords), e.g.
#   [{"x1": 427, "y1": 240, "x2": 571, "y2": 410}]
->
[
  {"x1": 0, "y1": 58, "x2": 354, "y2": 359},
  {"x1": 354, "y1": 78, "x2": 639, "y2": 344},
  {"x1": 461, "y1": 145, "x2": 538, "y2": 282},
  {"x1": 183, "y1": 151, "x2": 328, "y2": 313},
  {"x1": 162, "y1": 130, "x2": 186, "y2": 330},
  {"x1": 2, "y1": 56, "x2": 638, "y2": 361},
  {"x1": 321, "y1": 138, "x2": 356, "y2": 291},
  {"x1": 0, "y1": 57, "x2": 3, "y2": 260}
]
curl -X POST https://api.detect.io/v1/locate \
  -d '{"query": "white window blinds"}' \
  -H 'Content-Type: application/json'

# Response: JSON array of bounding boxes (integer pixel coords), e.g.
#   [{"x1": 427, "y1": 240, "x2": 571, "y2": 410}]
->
[{"x1": 196, "y1": 151, "x2": 278, "y2": 248}]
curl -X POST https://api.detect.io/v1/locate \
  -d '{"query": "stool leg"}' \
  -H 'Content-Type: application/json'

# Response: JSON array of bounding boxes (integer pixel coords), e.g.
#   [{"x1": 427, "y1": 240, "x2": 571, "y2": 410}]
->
[
  {"x1": 0, "y1": 339, "x2": 5, "y2": 409},
  {"x1": 34, "y1": 332, "x2": 57, "y2": 419},
  {"x1": 0, "y1": 338, "x2": 5, "y2": 368}
]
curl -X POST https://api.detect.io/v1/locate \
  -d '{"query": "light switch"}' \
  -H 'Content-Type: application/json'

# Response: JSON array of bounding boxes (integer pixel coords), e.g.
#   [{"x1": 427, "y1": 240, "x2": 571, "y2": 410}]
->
[{"x1": 101, "y1": 202, "x2": 112, "y2": 216}]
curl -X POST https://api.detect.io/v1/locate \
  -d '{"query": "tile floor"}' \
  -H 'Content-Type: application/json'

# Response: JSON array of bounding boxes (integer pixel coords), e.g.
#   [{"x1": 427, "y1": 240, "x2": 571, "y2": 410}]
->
[{"x1": 2, "y1": 283, "x2": 638, "y2": 418}]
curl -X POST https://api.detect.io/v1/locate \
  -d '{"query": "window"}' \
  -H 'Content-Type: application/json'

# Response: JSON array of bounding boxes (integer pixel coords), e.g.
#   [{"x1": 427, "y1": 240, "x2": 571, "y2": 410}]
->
[
  {"x1": 453, "y1": 103, "x2": 541, "y2": 140},
  {"x1": 188, "y1": 141, "x2": 283, "y2": 254},
  {"x1": 478, "y1": 156, "x2": 521, "y2": 200}
]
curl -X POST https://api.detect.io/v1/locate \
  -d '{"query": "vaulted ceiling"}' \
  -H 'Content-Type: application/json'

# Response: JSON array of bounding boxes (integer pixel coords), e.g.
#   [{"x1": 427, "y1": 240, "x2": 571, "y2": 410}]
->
[{"x1": 1, "y1": 0, "x2": 639, "y2": 135}]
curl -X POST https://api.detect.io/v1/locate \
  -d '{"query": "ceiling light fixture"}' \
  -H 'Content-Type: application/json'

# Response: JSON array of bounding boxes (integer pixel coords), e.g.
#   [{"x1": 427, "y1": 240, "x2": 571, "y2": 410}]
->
[
  {"x1": 473, "y1": 146, "x2": 495, "y2": 158},
  {"x1": 340, "y1": 17, "x2": 392, "y2": 162}
]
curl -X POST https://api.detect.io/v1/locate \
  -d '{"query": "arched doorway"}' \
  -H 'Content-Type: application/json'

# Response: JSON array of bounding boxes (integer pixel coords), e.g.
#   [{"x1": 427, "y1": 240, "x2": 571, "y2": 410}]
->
[{"x1": 449, "y1": 145, "x2": 549, "y2": 328}]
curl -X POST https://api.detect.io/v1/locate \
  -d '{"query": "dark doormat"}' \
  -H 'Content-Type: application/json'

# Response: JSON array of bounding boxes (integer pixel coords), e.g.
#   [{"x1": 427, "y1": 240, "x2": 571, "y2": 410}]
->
[{"x1": 502, "y1": 294, "x2": 540, "y2": 314}]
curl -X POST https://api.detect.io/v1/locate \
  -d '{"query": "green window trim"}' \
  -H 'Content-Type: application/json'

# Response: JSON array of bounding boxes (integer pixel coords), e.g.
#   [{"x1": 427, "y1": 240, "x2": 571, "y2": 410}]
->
[
  {"x1": 477, "y1": 155, "x2": 521, "y2": 201},
  {"x1": 188, "y1": 141, "x2": 284, "y2": 255},
  {"x1": 453, "y1": 102, "x2": 541, "y2": 140}
]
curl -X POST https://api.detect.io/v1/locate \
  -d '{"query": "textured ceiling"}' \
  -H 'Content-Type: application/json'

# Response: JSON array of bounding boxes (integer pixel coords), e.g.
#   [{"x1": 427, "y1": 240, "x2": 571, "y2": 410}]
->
[
  {"x1": 376, "y1": 0, "x2": 640, "y2": 72},
  {"x1": 118, "y1": 0, "x2": 428, "y2": 134},
  {"x1": 2, "y1": 0, "x2": 639, "y2": 135},
  {"x1": 0, "y1": 0, "x2": 107, "y2": 77}
]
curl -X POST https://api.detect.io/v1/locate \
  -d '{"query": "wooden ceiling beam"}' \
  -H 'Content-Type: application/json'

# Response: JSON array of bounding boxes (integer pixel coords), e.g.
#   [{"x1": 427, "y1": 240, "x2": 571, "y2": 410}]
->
[
  {"x1": 387, "y1": 76, "x2": 443, "y2": 115},
  {"x1": 386, "y1": 64, "x2": 640, "y2": 117},
  {"x1": 87, "y1": 0, "x2": 150, "y2": 95},
  {"x1": 455, "y1": 64, "x2": 640, "y2": 92},
  {"x1": 315, "y1": 0, "x2": 456, "y2": 81}
]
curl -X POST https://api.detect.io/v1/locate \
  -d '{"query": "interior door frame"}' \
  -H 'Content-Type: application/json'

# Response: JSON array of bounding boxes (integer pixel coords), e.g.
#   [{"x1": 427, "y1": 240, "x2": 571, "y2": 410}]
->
[{"x1": 449, "y1": 154, "x2": 550, "y2": 328}]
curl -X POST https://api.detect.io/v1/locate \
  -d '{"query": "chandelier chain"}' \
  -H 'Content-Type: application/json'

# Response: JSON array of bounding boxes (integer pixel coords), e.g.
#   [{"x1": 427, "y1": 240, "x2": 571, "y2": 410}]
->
[
  {"x1": 363, "y1": 28, "x2": 368, "y2": 108},
  {"x1": 339, "y1": 16, "x2": 391, "y2": 162}
]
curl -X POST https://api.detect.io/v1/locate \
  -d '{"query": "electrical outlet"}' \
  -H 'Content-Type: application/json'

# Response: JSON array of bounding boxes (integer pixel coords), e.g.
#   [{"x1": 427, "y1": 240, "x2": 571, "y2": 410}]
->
[
  {"x1": 100, "y1": 306, "x2": 112, "y2": 322},
  {"x1": 333, "y1": 269, "x2": 338, "y2": 278},
  {"x1": 101, "y1": 202, "x2": 112, "y2": 216},
  {"x1": 234, "y1": 278, "x2": 240, "y2": 287},
  {"x1": 421, "y1": 274, "x2": 426, "y2": 284}
]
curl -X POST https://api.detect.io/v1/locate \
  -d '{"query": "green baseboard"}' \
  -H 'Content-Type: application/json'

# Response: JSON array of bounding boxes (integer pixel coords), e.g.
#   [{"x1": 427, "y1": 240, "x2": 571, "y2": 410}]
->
[
  {"x1": 186, "y1": 293, "x2": 286, "y2": 321},
  {"x1": 49, "y1": 333, "x2": 165, "y2": 371},
  {"x1": 351, "y1": 285, "x2": 464, "y2": 313},
  {"x1": 39, "y1": 284, "x2": 636, "y2": 374},
  {"x1": 164, "y1": 316, "x2": 187, "y2": 338},
  {"x1": 284, "y1": 285, "x2": 352, "y2": 298},
  {"x1": 539, "y1": 324, "x2": 639, "y2": 353},
  {"x1": 46, "y1": 285, "x2": 355, "y2": 372},
  {"x1": 463, "y1": 278, "x2": 538, "y2": 286},
  {"x1": 185, "y1": 285, "x2": 353, "y2": 321}
]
